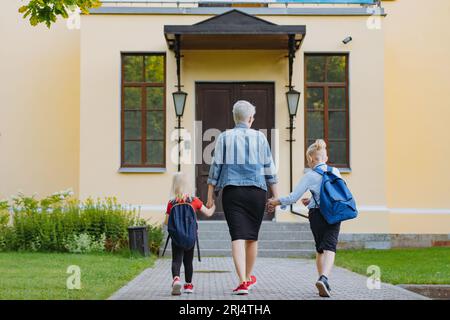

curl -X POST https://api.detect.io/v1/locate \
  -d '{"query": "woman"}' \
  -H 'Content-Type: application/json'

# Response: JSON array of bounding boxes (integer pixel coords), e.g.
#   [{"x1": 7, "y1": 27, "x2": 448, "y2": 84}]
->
[
  {"x1": 206, "y1": 100, "x2": 278, "y2": 295},
  {"x1": 268, "y1": 139, "x2": 341, "y2": 298}
]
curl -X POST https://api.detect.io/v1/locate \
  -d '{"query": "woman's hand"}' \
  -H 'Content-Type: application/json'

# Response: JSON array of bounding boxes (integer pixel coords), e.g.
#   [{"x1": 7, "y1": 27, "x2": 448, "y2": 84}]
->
[
  {"x1": 267, "y1": 198, "x2": 280, "y2": 213},
  {"x1": 301, "y1": 198, "x2": 311, "y2": 206},
  {"x1": 206, "y1": 184, "x2": 215, "y2": 208},
  {"x1": 206, "y1": 197, "x2": 214, "y2": 209}
]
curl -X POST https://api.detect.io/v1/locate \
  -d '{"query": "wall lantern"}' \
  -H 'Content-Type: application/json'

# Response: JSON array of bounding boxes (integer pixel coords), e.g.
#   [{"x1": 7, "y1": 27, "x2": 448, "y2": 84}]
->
[
  {"x1": 172, "y1": 34, "x2": 186, "y2": 172},
  {"x1": 286, "y1": 89, "x2": 301, "y2": 117},
  {"x1": 173, "y1": 90, "x2": 188, "y2": 117},
  {"x1": 286, "y1": 34, "x2": 307, "y2": 219}
]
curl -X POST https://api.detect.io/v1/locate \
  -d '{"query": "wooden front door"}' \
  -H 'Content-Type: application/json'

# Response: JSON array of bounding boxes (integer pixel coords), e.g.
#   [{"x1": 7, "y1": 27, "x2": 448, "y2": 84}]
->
[{"x1": 195, "y1": 82, "x2": 275, "y2": 220}]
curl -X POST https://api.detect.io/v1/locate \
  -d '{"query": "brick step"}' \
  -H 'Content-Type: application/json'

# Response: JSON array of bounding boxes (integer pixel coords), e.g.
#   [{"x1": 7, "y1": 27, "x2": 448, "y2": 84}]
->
[
  {"x1": 198, "y1": 231, "x2": 314, "y2": 241},
  {"x1": 162, "y1": 249, "x2": 315, "y2": 258},
  {"x1": 163, "y1": 231, "x2": 314, "y2": 241},
  {"x1": 197, "y1": 221, "x2": 310, "y2": 232},
  {"x1": 195, "y1": 240, "x2": 316, "y2": 250}
]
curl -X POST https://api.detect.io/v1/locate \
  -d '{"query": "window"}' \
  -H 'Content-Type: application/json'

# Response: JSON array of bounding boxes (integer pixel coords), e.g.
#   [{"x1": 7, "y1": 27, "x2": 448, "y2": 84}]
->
[
  {"x1": 304, "y1": 54, "x2": 349, "y2": 168},
  {"x1": 121, "y1": 53, "x2": 166, "y2": 168}
]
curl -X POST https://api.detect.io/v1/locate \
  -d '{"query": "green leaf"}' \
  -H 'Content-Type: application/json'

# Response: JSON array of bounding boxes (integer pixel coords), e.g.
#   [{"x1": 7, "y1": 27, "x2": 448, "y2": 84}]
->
[
  {"x1": 30, "y1": 15, "x2": 39, "y2": 26},
  {"x1": 19, "y1": 0, "x2": 101, "y2": 27},
  {"x1": 18, "y1": 5, "x2": 28, "y2": 13}
]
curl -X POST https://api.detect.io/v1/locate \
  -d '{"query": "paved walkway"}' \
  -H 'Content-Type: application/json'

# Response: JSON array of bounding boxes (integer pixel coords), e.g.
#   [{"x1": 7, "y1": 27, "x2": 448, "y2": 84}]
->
[{"x1": 109, "y1": 257, "x2": 427, "y2": 300}]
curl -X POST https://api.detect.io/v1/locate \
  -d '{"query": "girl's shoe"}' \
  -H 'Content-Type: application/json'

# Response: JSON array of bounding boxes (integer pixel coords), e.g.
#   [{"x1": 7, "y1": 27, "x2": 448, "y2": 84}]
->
[
  {"x1": 171, "y1": 276, "x2": 182, "y2": 296},
  {"x1": 232, "y1": 282, "x2": 249, "y2": 295},
  {"x1": 246, "y1": 275, "x2": 257, "y2": 290},
  {"x1": 315, "y1": 275, "x2": 331, "y2": 297},
  {"x1": 184, "y1": 283, "x2": 194, "y2": 294}
]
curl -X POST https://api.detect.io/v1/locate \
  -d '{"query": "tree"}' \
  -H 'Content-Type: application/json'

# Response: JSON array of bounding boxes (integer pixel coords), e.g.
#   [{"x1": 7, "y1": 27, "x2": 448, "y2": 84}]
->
[{"x1": 19, "y1": 0, "x2": 101, "y2": 28}]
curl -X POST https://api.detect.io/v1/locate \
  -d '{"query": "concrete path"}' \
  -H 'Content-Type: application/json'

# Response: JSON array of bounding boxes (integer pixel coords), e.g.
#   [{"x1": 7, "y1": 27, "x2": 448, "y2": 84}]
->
[{"x1": 109, "y1": 257, "x2": 427, "y2": 300}]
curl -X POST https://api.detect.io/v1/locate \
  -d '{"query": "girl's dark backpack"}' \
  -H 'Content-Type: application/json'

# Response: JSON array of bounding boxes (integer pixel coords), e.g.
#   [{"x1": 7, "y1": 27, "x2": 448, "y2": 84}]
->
[{"x1": 162, "y1": 198, "x2": 201, "y2": 261}]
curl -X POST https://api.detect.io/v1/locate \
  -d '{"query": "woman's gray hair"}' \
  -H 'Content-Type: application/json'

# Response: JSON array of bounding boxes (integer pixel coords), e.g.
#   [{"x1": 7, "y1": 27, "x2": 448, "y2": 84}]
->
[{"x1": 232, "y1": 100, "x2": 256, "y2": 124}]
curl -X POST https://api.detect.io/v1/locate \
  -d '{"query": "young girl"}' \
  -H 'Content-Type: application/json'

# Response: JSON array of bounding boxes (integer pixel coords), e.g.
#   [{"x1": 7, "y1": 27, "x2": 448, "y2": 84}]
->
[
  {"x1": 268, "y1": 139, "x2": 342, "y2": 298},
  {"x1": 165, "y1": 172, "x2": 215, "y2": 296}
]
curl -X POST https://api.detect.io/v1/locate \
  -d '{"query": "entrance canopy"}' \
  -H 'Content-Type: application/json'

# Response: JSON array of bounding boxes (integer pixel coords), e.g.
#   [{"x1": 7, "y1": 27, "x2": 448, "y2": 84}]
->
[{"x1": 164, "y1": 9, "x2": 306, "y2": 50}]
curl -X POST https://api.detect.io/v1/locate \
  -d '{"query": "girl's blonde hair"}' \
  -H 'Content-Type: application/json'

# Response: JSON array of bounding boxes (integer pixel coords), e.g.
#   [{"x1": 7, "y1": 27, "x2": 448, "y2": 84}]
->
[
  {"x1": 306, "y1": 139, "x2": 327, "y2": 167},
  {"x1": 171, "y1": 172, "x2": 192, "y2": 199}
]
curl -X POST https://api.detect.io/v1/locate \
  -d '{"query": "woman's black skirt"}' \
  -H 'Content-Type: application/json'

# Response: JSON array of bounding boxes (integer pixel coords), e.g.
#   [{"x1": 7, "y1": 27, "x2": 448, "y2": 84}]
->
[
  {"x1": 222, "y1": 185, "x2": 267, "y2": 241},
  {"x1": 308, "y1": 208, "x2": 341, "y2": 253}
]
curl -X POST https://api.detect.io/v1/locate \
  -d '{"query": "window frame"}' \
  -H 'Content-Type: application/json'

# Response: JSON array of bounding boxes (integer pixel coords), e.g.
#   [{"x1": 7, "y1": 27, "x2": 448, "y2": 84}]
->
[
  {"x1": 120, "y1": 52, "x2": 167, "y2": 169},
  {"x1": 304, "y1": 53, "x2": 350, "y2": 168}
]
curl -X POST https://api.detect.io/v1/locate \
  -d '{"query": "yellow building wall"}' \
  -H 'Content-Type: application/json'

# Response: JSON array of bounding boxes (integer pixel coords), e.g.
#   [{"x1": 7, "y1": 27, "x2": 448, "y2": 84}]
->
[
  {"x1": 383, "y1": 0, "x2": 450, "y2": 233},
  {"x1": 79, "y1": 14, "x2": 386, "y2": 228},
  {"x1": 2, "y1": 1, "x2": 448, "y2": 235},
  {"x1": 0, "y1": 1, "x2": 80, "y2": 199}
]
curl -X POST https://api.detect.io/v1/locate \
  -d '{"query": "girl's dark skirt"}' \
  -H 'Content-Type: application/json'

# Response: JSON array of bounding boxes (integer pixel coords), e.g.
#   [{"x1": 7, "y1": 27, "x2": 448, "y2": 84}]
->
[
  {"x1": 308, "y1": 208, "x2": 341, "y2": 253},
  {"x1": 222, "y1": 185, "x2": 267, "y2": 241}
]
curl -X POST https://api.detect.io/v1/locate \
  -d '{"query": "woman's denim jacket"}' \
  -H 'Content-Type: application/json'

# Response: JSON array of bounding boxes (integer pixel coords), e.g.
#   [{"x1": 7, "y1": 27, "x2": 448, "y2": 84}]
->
[{"x1": 207, "y1": 123, "x2": 278, "y2": 192}]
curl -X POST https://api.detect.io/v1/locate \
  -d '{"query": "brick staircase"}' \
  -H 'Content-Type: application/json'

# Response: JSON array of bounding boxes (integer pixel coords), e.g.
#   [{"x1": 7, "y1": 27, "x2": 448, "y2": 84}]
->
[{"x1": 161, "y1": 221, "x2": 315, "y2": 258}]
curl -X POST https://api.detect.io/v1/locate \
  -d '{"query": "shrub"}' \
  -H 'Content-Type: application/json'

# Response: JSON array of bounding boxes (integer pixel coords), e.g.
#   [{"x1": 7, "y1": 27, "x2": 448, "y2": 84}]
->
[
  {"x1": 147, "y1": 224, "x2": 164, "y2": 255},
  {"x1": 2, "y1": 190, "x2": 162, "y2": 254},
  {"x1": 0, "y1": 200, "x2": 13, "y2": 252},
  {"x1": 64, "y1": 233, "x2": 106, "y2": 253}
]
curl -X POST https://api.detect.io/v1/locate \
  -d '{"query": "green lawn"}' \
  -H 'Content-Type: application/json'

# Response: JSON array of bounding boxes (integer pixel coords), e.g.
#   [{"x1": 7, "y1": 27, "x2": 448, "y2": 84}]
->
[
  {"x1": 335, "y1": 247, "x2": 450, "y2": 285},
  {"x1": 0, "y1": 252, "x2": 155, "y2": 300}
]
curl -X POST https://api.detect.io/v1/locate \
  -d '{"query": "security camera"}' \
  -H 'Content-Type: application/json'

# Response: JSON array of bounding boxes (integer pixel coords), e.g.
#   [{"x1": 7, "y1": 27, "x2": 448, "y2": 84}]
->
[{"x1": 342, "y1": 36, "x2": 353, "y2": 44}]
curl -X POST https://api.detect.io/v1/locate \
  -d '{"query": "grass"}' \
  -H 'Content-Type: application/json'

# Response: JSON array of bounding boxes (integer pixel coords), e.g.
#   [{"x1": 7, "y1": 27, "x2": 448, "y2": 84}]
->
[
  {"x1": 0, "y1": 251, "x2": 155, "y2": 300},
  {"x1": 335, "y1": 247, "x2": 450, "y2": 285}
]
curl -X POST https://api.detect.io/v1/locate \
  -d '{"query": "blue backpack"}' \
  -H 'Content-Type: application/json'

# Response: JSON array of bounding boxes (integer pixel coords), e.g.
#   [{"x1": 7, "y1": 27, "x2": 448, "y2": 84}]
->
[
  {"x1": 162, "y1": 198, "x2": 201, "y2": 261},
  {"x1": 311, "y1": 166, "x2": 358, "y2": 225}
]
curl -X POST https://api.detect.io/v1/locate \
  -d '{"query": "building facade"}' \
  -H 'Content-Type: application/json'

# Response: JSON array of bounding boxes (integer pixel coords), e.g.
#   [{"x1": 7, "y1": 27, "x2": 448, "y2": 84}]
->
[{"x1": 1, "y1": 0, "x2": 450, "y2": 239}]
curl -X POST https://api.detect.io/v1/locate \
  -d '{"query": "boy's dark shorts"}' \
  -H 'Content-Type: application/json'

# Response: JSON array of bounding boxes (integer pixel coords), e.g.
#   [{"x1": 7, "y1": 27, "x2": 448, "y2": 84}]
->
[{"x1": 308, "y1": 208, "x2": 341, "y2": 253}]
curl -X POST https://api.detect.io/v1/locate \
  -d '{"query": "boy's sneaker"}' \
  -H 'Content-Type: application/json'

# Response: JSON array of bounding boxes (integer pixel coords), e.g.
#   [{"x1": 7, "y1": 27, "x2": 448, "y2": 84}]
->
[
  {"x1": 171, "y1": 276, "x2": 182, "y2": 296},
  {"x1": 315, "y1": 275, "x2": 331, "y2": 298},
  {"x1": 232, "y1": 282, "x2": 249, "y2": 295},
  {"x1": 246, "y1": 275, "x2": 257, "y2": 290},
  {"x1": 184, "y1": 283, "x2": 194, "y2": 294}
]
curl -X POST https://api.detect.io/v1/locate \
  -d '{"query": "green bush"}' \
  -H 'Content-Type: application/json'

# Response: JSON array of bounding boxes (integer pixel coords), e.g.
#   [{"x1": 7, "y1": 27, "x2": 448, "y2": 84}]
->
[
  {"x1": 0, "y1": 190, "x2": 163, "y2": 254},
  {"x1": 64, "y1": 233, "x2": 106, "y2": 253},
  {"x1": 148, "y1": 224, "x2": 164, "y2": 255}
]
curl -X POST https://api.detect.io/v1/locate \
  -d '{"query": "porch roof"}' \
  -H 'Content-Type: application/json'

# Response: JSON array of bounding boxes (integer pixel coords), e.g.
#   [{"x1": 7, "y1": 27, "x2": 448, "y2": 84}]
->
[{"x1": 164, "y1": 10, "x2": 306, "y2": 50}]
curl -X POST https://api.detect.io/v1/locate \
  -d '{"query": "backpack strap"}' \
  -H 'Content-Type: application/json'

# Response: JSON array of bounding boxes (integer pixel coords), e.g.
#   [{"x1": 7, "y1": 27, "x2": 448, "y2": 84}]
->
[
  {"x1": 313, "y1": 167, "x2": 324, "y2": 176},
  {"x1": 161, "y1": 234, "x2": 170, "y2": 257},
  {"x1": 196, "y1": 233, "x2": 201, "y2": 262},
  {"x1": 310, "y1": 190, "x2": 319, "y2": 209}
]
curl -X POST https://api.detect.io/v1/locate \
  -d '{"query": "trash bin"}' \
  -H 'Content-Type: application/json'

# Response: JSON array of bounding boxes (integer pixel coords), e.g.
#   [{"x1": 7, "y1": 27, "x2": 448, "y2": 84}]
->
[{"x1": 128, "y1": 226, "x2": 150, "y2": 256}]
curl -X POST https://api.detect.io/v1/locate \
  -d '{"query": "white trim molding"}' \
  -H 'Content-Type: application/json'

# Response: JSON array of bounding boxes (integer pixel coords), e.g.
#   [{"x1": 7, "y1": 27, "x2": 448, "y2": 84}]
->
[
  {"x1": 389, "y1": 208, "x2": 450, "y2": 215},
  {"x1": 128, "y1": 203, "x2": 450, "y2": 215}
]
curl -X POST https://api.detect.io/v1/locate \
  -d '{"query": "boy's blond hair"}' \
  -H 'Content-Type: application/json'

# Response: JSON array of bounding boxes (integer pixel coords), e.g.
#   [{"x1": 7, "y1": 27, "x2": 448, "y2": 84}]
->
[{"x1": 306, "y1": 139, "x2": 327, "y2": 167}]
